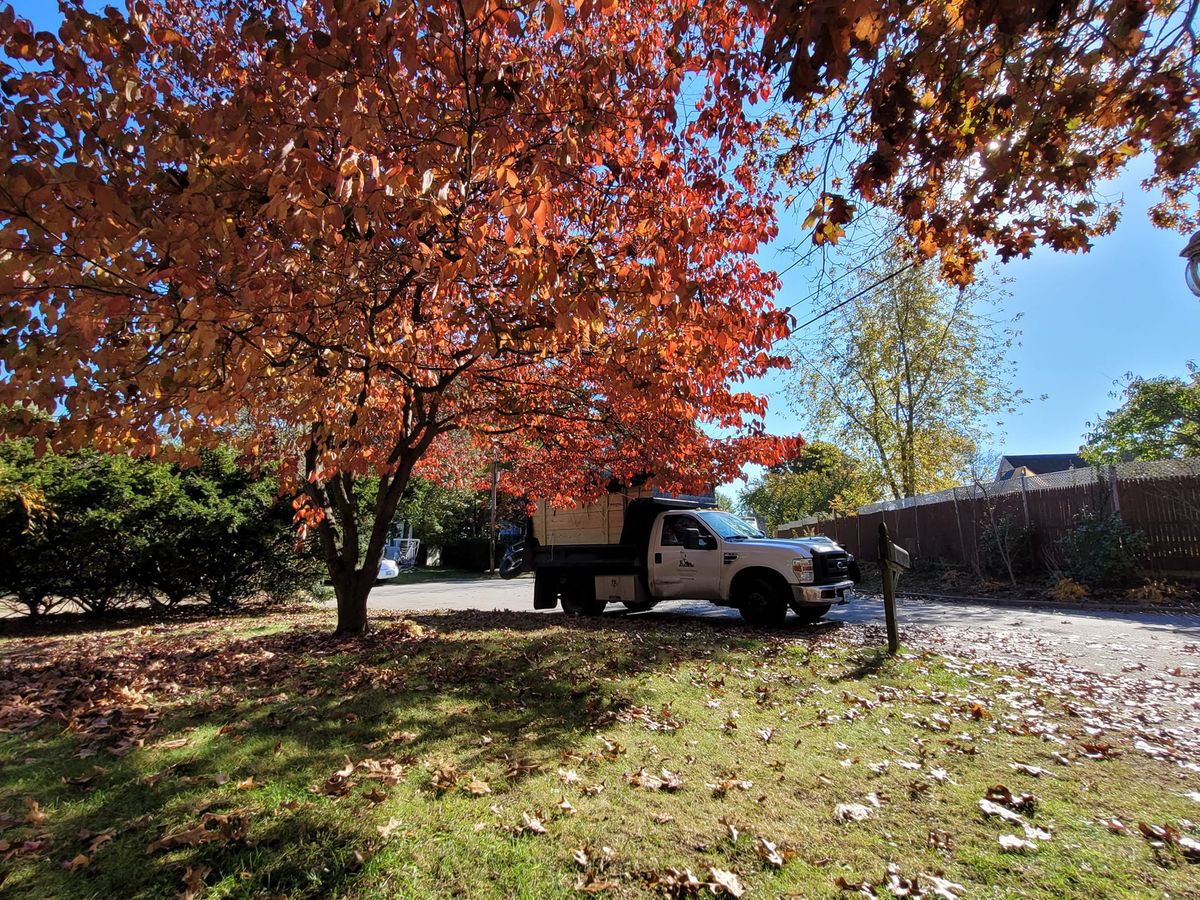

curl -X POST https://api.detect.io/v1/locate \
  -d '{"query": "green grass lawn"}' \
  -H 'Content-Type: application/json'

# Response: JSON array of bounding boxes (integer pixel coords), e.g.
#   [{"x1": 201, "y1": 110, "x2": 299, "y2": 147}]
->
[{"x1": 0, "y1": 608, "x2": 1197, "y2": 898}]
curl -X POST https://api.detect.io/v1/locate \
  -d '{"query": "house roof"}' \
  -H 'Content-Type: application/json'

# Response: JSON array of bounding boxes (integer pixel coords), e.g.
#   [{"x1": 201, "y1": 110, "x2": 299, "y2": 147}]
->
[{"x1": 996, "y1": 453, "x2": 1087, "y2": 480}]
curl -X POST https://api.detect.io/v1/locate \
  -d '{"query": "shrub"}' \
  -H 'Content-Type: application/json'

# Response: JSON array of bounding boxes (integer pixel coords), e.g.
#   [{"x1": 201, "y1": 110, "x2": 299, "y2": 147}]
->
[
  {"x1": 0, "y1": 442, "x2": 323, "y2": 616},
  {"x1": 978, "y1": 514, "x2": 1035, "y2": 581},
  {"x1": 1058, "y1": 508, "x2": 1148, "y2": 588}
]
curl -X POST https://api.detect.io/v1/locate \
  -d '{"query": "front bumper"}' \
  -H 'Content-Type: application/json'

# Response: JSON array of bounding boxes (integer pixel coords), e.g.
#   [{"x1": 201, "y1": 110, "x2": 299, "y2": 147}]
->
[{"x1": 791, "y1": 580, "x2": 853, "y2": 605}]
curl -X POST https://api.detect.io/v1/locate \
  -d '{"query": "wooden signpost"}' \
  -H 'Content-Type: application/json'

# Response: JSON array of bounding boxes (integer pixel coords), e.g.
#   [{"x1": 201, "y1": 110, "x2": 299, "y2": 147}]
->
[{"x1": 877, "y1": 522, "x2": 911, "y2": 655}]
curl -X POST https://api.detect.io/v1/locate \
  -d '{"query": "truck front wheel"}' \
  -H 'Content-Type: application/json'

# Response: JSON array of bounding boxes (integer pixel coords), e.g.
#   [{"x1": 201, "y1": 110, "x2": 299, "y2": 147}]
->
[
  {"x1": 735, "y1": 575, "x2": 788, "y2": 628},
  {"x1": 561, "y1": 577, "x2": 606, "y2": 617}
]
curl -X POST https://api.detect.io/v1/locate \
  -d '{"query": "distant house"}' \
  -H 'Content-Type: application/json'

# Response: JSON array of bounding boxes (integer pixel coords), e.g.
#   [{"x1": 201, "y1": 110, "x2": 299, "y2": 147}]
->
[{"x1": 995, "y1": 453, "x2": 1087, "y2": 482}]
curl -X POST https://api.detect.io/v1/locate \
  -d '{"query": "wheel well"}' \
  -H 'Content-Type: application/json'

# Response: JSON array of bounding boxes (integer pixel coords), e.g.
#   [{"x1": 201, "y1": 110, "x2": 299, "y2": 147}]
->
[{"x1": 729, "y1": 567, "x2": 791, "y2": 601}]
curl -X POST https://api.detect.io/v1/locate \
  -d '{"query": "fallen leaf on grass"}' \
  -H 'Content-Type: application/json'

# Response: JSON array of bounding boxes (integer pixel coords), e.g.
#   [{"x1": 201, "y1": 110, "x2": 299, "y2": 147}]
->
[
  {"x1": 707, "y1": 777, "x2": 753, "y2": 798},
  {"x1": 1010, "y1": 762, "x2": 1052, "y2": 778},
  {"x1": 1101, "y1": 818, "x2": 1127, "y2": 834},
  {"x1": 62, "y1": 853, "x2": 88, "y2": 871},
  {"x1": 928, "y1": 829, "x2": 953, "y2": 850},
  {"x1": 574, "y1": 872, "x2": 617, "y2": 893},
  {"x1": 84, "y1": 829, "x2": 116, "y2": 853},
  {"x1": 461, "y1": 777, "x2": 492, "y2": 797},
  {"x1": 626, "y1": 767, "x2": 683, "y2": 792},
  {"x1": 1138, "y1": 821, "x2": 1200, "y2": 860},
  {"x1": 978, "y1": 798, "x2": 1025, "y2": 825},
  {"x1": 834, "y1": 803, "x2": 873, "y2": 823},
  {"x1": 709, "y1": 867, "x2": 744, "y2": 897},
  {"x1": 377, "y1": 817, "x2": 403, "y2": 840},
  {"x1": 145, "y1": 810, "x2": 249, "y2": 855},
  {"x1": 999, "y1": 834, "x2": 1037, "y2": 853},
  {"x1": 985, "y1": 785, "x2": 1037, "y2": 814},
  {"x1": 180, "y1": 864, "x2": 210, "y2": 900},
  {"x1": 62, "y1": 766, "x2": 106, "y2": 789},
  {"x1": 516, "y1": 812, "x2": 547, "y2": 836},
  {"x1": 363, "y1": 787, "x2": 388, "y2": 804},
  {"x1": 756, "y1": 836, "x2": 795, "y2": 867},
  {"x1": 720, "y1": 816, "x2": 739, "y2": 843},
  {"x1": 557, "y1": 796, "x2": 576, "y2": 815},
  {"x1": 24, "y1": 799, "x2": 47, "y2": 826}
]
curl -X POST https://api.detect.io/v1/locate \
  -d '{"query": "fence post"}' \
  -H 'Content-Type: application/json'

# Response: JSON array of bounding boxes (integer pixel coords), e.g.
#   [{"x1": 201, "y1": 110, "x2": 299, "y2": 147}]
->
[
  {"x1": 1019, "y1": 472, "x2": 1031, "y2": 528},
  {"x1": 1107, "y1": 464, "x2": 1122, "y2": 518}
]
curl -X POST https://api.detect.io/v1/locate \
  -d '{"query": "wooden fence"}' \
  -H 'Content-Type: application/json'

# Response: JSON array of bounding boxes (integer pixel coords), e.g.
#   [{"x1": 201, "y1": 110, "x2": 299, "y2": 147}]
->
[{"x1": 780, "y1": 462, "x2": 1200, "y2": 577}]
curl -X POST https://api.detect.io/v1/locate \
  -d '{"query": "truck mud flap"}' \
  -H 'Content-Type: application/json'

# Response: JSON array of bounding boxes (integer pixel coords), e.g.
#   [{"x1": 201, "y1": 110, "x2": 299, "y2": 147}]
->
[{"x1": 533, "y1": 572, "x2": 559, "y2": 609}]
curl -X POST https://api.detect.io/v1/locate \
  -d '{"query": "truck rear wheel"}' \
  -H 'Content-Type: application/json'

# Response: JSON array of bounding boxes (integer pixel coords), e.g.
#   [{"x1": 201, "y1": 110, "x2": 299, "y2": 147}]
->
[
  {"x1": 561, "y1": 577, "x2": 606, "y2": 616},
  {"x1": 789, "y1": 603, "x2": 831, "y2": 625},
  {"x1": 736, "y1": 575, "x2": 788, "y2": 628}
]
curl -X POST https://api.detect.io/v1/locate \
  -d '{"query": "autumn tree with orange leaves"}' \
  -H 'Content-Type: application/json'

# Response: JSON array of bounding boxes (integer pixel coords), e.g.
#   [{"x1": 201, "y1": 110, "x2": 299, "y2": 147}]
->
[
  {"x1": 764, "y1": 0, "x2": 1200, "y2": 282},
  {"x1": 0, "y1": 0, "x2": 791, "y2": 633},
  {"x1": 2, "y1": 0, "x2": 1199, "y2": 634}
]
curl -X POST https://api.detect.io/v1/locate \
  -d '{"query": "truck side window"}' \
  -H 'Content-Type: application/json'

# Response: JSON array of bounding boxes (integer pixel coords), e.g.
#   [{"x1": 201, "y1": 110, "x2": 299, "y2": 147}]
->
[
  {"x1": 660, "y1": 515, "x2": 687, "y2": 546},
  {"x1": 661, "y1": 515, "x2": 715, "y2": 549}
]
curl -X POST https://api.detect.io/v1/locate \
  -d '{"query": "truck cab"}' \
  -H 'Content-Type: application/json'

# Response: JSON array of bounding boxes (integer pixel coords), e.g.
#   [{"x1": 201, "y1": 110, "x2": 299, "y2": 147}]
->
[{"x1": 532, "y1": 498, "x2": 857, "y2": 627}]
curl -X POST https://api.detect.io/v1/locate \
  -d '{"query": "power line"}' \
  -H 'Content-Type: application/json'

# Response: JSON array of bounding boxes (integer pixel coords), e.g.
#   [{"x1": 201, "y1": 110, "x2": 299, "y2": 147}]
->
[
  {"x1": 777, "y1": 241, "x2": 895, "y2": 317},
  {"x1": 788, "y1": 260, "x2": 916, "y2": 334}
]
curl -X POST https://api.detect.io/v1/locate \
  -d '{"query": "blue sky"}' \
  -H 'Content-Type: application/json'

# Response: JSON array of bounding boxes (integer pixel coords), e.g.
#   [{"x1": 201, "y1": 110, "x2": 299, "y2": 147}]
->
[{"x1": 739, "y1": 153, "x2": 1200, "y2": 491}]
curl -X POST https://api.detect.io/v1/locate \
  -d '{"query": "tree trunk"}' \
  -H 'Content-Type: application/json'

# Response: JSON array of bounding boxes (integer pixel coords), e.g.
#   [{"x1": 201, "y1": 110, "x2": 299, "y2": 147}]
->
[{"x1": 331, "y1": 569, "x2": 372, "y2": 635}]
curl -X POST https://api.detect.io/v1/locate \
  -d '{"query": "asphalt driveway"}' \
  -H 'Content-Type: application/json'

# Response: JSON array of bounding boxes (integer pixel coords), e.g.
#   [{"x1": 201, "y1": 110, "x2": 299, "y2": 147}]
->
[{"x1": 364, "y1": 575, "x2": 1200, "y2": 677}]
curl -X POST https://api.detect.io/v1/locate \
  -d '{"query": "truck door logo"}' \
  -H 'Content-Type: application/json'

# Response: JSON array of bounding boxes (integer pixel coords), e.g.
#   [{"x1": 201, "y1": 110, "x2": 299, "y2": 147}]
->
[{"x1": 678, "y1": 555, "x2": 695, "y2": 568}]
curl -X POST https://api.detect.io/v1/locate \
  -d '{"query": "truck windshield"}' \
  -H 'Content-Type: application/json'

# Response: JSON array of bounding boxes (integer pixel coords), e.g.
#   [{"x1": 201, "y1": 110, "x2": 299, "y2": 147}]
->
[{"x1": 696, "y1": 511, "x2": 765, "y2": 540}]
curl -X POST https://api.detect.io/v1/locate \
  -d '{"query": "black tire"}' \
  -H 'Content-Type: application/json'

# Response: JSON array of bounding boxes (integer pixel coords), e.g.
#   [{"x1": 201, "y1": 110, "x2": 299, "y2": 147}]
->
[
  {"x1": 561, "y1": 577, "x2": 606, "y2": 616},
  {"x1": 789, "y1": 603, "x2": 831, "y2": 625},
  {"x1": 736, "y1": 575, "x2": 788, "y2": 628},
  {"x1": 498, "y1": 546, "x2": 524, "y2": 580},
  {"x1": 621, "y1": 600, "x2": 658, "y2": 613}
]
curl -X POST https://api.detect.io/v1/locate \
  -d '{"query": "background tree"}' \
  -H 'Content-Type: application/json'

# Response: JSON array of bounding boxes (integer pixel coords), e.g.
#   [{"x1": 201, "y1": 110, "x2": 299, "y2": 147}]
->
[
  {"x1": 1082, "y1": 364, "x2": 1200, "y2": 464},
  {"x1": 790, "y1": 250, "x2": 1023, "y2": 499},
  {"x1": 0, "y1": 0, "x2": 790, "y2": 633},
  {"x1": 763, "y1": 0, "x2": 1200, "y2": 283},
  {"x1": 737, "y1": 441, "x2": 878, "y2": 533}
]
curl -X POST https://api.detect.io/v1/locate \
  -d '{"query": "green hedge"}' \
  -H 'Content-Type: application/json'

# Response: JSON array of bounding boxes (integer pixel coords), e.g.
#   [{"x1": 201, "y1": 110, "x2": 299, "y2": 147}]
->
[{"x1": 0, "y1": 443, "x2": 324, "y2": 617}]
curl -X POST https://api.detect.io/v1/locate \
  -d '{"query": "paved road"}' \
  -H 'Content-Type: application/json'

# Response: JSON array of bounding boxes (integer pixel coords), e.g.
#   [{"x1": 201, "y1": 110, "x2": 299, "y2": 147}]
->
[{"x1": 363, "y1": 576, "x2": 1200, "y2": 676}]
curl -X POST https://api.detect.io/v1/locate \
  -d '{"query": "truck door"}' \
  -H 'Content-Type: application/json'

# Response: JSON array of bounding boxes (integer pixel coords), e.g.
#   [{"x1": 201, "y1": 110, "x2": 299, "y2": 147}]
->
[{"x1": 651, "y1": 514, "x2": 722, "y2": 601}]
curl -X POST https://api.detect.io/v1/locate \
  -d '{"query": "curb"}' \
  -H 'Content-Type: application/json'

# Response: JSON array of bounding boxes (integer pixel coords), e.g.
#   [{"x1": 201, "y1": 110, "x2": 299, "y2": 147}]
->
[{"x1": 853, "y1": 589, "x2": 1199, "y2": 617}]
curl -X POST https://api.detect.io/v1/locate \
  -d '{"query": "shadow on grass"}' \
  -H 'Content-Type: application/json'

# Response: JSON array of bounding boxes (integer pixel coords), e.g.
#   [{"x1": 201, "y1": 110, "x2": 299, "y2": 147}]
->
[{"x1": 0, "y1": 608, "x2": 885, "y2": 898}]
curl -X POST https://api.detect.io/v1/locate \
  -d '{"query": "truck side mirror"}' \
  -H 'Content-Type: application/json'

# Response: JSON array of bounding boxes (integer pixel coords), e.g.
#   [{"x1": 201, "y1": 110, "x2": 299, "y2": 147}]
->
[{"x1": 683, "y1": 527, "x2": 702, "y2": 550}]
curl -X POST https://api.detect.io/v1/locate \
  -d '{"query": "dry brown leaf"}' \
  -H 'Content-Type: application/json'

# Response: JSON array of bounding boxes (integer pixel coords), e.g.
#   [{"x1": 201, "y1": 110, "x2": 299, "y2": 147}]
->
[
  {"x1": 834, "y1": 802, "x2": 873, "y2": 823},
  {"x1": 708, "y1": 867, "x2": 745, "y2": 897},
  {"x1": 377, "y1": 816, "x2": 403, "y2": 839},
  {"x1": 999, "y1": 833, "x2": 1037, "y2": 853},
  {"x1": 461, "y1": 777, "x2": 492, "y2": 797}
]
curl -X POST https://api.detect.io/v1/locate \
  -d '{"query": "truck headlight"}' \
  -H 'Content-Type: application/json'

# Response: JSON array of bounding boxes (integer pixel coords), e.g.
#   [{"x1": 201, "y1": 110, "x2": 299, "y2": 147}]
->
[{"x1": 792, "y1": 557, "x2": 814, "y2": 583}]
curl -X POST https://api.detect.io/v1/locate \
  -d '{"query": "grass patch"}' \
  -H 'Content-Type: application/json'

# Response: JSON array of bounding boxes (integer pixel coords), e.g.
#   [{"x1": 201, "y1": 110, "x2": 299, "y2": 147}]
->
[{"x1": 0, "y1": 609, "x2": 1197, "y2": 898}]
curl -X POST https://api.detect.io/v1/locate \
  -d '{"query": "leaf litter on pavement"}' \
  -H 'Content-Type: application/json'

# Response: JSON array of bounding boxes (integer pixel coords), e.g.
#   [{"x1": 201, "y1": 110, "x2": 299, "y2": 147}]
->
[{"x1": 0, "y1": 607, "x2": 1198, "y2": 897}]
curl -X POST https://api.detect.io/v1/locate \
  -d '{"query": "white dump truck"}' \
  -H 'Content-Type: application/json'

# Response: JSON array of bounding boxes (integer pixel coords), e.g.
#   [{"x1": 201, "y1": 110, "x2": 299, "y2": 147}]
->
[{"x1": 529, "y1": 497, "x2": 858, "y2": 626}]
